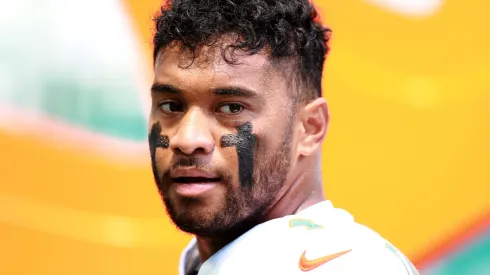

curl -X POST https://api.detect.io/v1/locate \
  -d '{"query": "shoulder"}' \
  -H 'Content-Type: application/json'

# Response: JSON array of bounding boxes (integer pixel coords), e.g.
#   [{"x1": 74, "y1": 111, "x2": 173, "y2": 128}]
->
[
  {"x1": 293, "y1": 207, "x2": 419, "y2": 275},
  {"x1": 300, "y1": 229, "x2": 419, "y2": 275},
  {"x1": 198, "y1": 201, "x2": 419, "y2": 275},
  {"x1": 278, "y1": 201, "x2": 419, "y2": 274}
]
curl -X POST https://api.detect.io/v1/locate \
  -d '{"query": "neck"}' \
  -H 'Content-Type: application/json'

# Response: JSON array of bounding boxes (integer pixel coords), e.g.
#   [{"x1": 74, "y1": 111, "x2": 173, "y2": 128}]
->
[
  {"x1": 262, "y1": 167, "x2": 325, "y2": 221},
  {"x1": 195, "y1": 164, "x2": 325, "y2": 262},
  {"x1": 195, "y1": 216, "x2": 259, "y2": 263}
]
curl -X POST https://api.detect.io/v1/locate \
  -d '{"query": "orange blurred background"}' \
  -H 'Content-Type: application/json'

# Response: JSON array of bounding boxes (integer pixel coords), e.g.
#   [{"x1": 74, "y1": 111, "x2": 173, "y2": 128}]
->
[{"x1": 1, "y1": 0, "x2": 489, "y2": 274}]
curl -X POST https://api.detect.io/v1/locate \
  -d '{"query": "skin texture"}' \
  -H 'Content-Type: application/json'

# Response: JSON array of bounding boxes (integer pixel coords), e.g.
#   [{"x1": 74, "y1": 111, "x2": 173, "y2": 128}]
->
[{"x1": 149, "y1": 42, "x2": 329, "y2": 262}]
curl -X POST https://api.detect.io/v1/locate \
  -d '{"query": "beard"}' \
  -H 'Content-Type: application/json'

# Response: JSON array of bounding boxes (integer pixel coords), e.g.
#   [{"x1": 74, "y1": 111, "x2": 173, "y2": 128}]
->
[{"x1": 153, "y1": 120, "x2": 294, "y2": 237}]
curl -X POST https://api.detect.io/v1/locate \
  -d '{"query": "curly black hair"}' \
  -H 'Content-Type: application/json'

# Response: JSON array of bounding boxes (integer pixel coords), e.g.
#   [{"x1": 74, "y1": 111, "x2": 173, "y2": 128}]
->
[{"x1": 153, "y1": 0, "x2": 331, "y2": 101}]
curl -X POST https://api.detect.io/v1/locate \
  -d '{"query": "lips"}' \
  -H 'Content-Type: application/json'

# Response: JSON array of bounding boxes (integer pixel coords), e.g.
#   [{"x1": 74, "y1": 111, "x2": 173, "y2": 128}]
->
[
  {"x1": 170, "y1": 168, "x2": 221, "y2": 196},
  {"x1": 172, "y1": 176, "x2": 221, "y2": 183},
  {"x1": 170, "y1": 168, "x2": 221, "y2": 183}
]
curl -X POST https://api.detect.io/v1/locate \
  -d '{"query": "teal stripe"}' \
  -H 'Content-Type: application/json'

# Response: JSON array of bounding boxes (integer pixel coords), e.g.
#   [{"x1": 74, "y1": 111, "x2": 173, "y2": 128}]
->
[
  {"x1": 2, "y1": 75, "x2": 147, "y2": 141},
  {"x1": 422, "y1": 229, "x2": 490, "y2": 275}
]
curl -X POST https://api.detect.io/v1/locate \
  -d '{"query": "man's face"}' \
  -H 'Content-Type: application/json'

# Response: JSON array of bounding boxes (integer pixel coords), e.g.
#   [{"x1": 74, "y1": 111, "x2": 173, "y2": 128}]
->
[{"x1": 149, "y1": 44, "x2": 297, "y2": 236}]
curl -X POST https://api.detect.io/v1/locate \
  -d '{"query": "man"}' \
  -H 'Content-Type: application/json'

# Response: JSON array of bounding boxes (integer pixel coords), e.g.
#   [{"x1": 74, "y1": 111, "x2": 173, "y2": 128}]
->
[{"x1": 148, "y1": 0, "x2": 419, "y2": 274}]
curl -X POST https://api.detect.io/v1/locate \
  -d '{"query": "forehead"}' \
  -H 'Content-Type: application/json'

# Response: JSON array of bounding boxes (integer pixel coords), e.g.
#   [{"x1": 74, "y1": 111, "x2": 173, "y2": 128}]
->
[{"x1": 153, "y1": 45, "x2": 291, "y2": 96}]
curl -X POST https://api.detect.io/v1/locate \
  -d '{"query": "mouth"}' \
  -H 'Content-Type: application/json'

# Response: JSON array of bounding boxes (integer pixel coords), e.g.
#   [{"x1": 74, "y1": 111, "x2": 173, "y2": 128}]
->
[
  {"x1": 170, "y1": 175, "x2": 221, "y2": 197},
  {"x1": 172, "y1": 177, "x2": 221, "y2": 184},
  {"x1": 169, "y1": 168, "x2": 222, "y2": 196}
]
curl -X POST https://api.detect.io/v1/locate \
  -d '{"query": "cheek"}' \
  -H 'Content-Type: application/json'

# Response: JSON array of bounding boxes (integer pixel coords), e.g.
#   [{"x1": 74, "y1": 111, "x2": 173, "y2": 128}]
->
[
  {"x1": 153, "y1": 149, "x2": 173, "y2": 174},
  {"x1": 253, "y1": 132, "x2": 282, "y2": 160}
]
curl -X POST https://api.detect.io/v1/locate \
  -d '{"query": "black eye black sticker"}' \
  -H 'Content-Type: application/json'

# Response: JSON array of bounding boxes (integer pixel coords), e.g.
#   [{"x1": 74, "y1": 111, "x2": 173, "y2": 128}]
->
[
  {"x1": 149, "y1": 122, "x2": 169, "y2": 187},
  {"x1": 220, "y1": 122, "x2": 256, "y2": 188}
]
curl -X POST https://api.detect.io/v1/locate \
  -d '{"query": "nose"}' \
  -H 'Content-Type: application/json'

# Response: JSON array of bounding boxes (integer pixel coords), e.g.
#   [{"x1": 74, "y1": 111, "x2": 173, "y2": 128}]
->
[{"x1": 169, "y1": 108, "x2": 215, "y2": 155}]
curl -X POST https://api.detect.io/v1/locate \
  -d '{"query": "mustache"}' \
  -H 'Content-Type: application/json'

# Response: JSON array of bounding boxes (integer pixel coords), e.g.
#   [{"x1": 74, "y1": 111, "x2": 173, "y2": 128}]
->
[
  {"x1": 170, "y1": 156, "x2": 208, "y2": 169},
  {"x1": 163, "y1": 156, "x2": 231, "y2": 180},
  {"x1": 171, "y1": 157, "x2": 206, "y2": 168}
]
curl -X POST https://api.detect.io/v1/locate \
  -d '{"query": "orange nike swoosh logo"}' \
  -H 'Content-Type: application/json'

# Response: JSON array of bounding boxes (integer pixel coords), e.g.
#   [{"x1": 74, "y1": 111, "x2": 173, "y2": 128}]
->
[{"x1": 298, "y1": 249, "x2": 352, "y2": 271}]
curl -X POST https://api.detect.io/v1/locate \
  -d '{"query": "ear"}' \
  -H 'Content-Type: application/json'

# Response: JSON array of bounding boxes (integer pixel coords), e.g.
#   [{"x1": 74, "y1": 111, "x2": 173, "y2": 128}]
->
[{"x1": 297, "y1": 98, "x2": 329, "y2": 156}]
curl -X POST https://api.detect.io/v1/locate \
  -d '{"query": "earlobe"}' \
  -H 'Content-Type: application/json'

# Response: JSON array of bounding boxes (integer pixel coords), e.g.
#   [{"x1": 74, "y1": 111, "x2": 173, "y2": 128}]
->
[{"x1": 298, "y1": 98, "x2": 329, "y2": 156}]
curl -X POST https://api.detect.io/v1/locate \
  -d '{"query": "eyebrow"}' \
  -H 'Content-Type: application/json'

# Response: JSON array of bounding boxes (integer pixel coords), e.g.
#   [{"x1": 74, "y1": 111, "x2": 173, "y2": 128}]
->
[
  {"x1": 213, "y1": 87, "x2": 259, "y2": 98},
  {"x1": 151, "y1": 83, "x2": 182, "y2": 94},
  {"x1": 151, "y1": 83, "x2": 260, "y2": 98}
]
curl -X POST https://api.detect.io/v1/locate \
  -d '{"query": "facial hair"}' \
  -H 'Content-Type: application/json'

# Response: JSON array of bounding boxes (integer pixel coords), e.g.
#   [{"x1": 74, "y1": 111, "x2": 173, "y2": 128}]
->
[{"x1": 154, "y1": 119, "x2": 294, "y2": 237}]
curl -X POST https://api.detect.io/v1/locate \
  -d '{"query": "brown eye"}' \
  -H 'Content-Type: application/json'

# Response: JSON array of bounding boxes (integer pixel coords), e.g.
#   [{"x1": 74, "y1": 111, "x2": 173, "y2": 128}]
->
[
  {"x1": 160, "y1": 101, "x2": 183, "y2": 114},
  {"x1": 217, "y1": 103, "x2": 244, "y2": 114}
]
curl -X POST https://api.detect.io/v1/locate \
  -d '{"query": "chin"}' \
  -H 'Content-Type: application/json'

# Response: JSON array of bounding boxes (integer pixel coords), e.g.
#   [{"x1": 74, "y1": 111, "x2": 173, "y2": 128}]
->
[
  {"x1": 171, "y1": 211, "x2": 227, "y2": 236},
  {"x1": 163, "y1": 195, "x2": 226, "y2": 233}
]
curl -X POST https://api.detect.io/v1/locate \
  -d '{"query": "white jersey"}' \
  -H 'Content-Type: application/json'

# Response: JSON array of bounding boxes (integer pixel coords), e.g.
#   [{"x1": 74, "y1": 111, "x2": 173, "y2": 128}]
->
[{"x1": 179, "y1": 201, "x2": 419, "y2": 275}]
